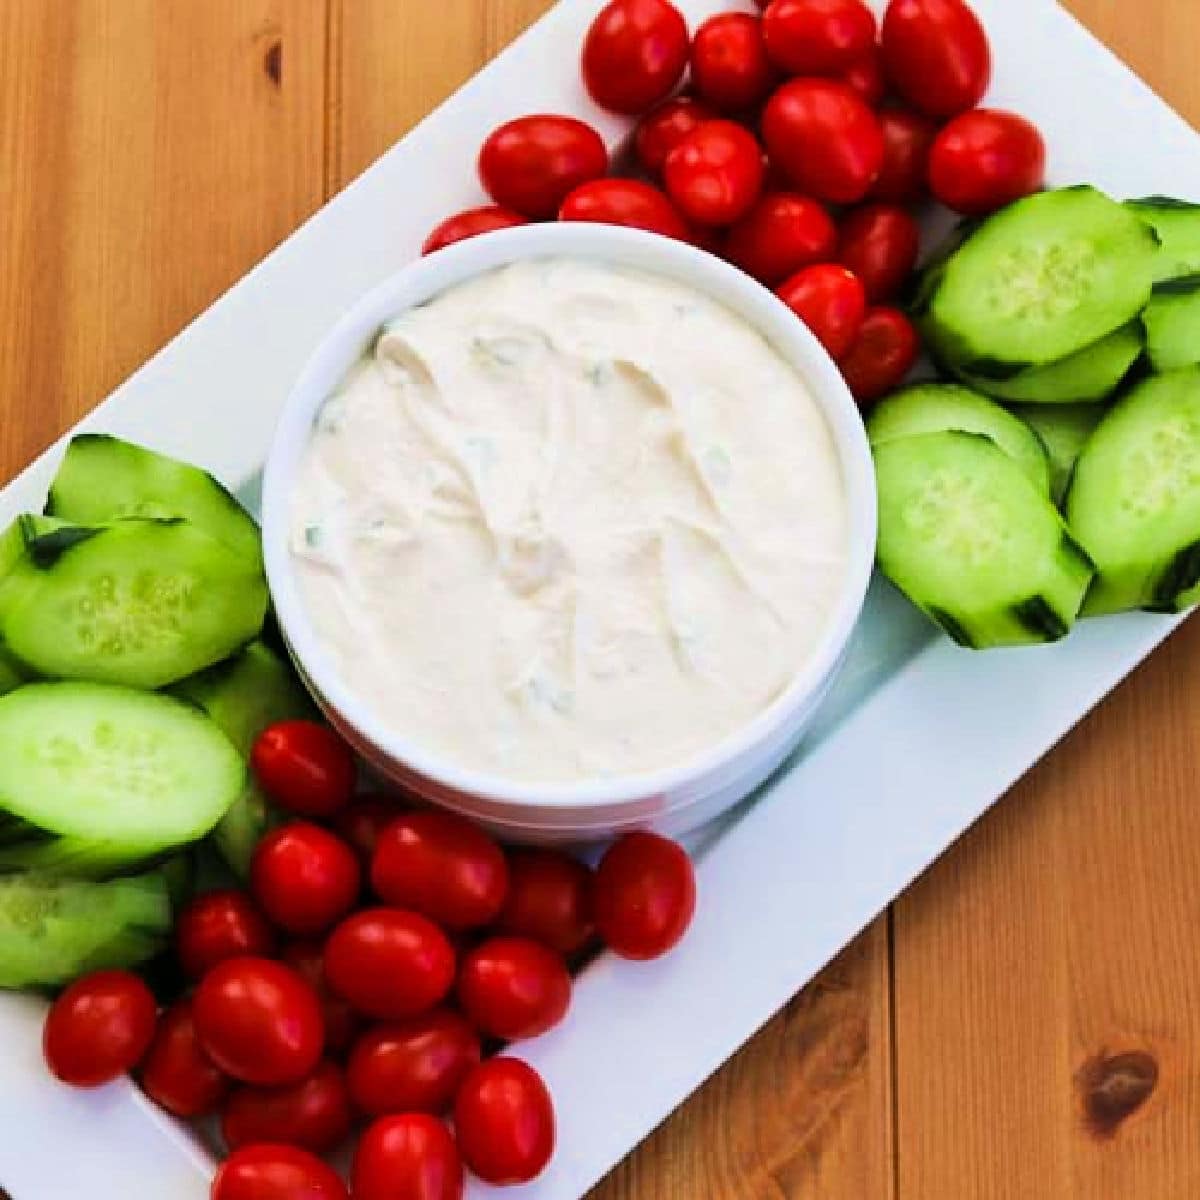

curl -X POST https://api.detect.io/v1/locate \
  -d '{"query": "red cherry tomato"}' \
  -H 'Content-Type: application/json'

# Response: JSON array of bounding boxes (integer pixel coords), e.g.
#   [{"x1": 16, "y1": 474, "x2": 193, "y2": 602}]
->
[
  {"x1": 928, "y1": 108, "x2": 1046, "y2": 215},
  {"x1": 457, "y1": 937, "x2": 572, "y2": 1041},
  {"x1": 353, "y1": 1114, "x2": 463, "y2": 1200},
  {"x1": 211, "y1": 1144, "x2": 348, "y2": 1200},
  {"x1": 634, "y1": 96, "x2": 717, "y2": 174},
  {"x1": 280, "y1": 940, "x2": 360, "y2": 1053},
  {"x1": 496, "y1": 848, "x2": 595, "y2": 957},
  {"x1": 762, "y1": 0, "x2": 877, "y2": 74},
  {"x1": 762, "y1": 79, "x2": 884, "y2": 205},
  {"x1": 221, "y1": 1059, "x2": 353, "y2": 1155},
  {"x1": 193, "y1": 956, "x2": 325, "y2": 1086},
  {"x1": 559, "y1": 179, "x2": 692, "y2": 242},
  {"x1": 454, "y1": 1058, "x2": 555, "y2": 1186},
  {"x1": 837, "y1": 203, "x2": 921, "y2": 301},
  {"x1": 43, "y1": 970, "x2": 157, "y2": 1088},
  {"x1": 690, "y1": 13, "x2": 775, "y2": 113},
  {"x1": 138, "y1": 999, "x2": 228, "y2": 1118},
  {"x1": 346, "y1": 1009, "x2": 481, "y2": 1117},
  {"x1": 581, "y1": 0, "x2": 690, "y2": 116},
  {"x1": 332, "y1": 795, "x2": 400, "y2": 867},
  {"x1": 593, "y1": 832, "x2": 697, "y2": 960},
  {"x1": 478, "y1": 115, "x2": 608, "y2": 219},
  {"x1": 251, "y1": 822, "x2": 361, "y2": 936},
  {"x1": 724, "y1": 192, "x2": 838, "y2": 286},
  {"x1": 251, "y1": 721, "x2": 356, "y2": 819},
  {"x1": 371, "y1": 809, "x2": 508, "y2": 930},
  {"x1": 324, "y1": 908, "x2": 456, "y2": 1021},
  {"x1": 422, "y1": 206, "x2": 527, "y2": 255},
  {"x1": 777, "y1": 263, "x2": 868, "y2": 359},
  {"x1": 841, "y1": 46, "x2": 887, "y2": 107},
  {"x1": 881, "y1": 0, "x2": 991, "y2": 118},
  {"x1": 871, "y1": 107, "x2": 939, "y2": 202},
  {"x1": 663, "y1": 120, "x2": 764, "y2": 226},
  {"x1": 175, "y1": 889, "x2": 275, "y2": 979},
  {"x1": 838, "y1": 305, "x2": 920, "y2": 405}
]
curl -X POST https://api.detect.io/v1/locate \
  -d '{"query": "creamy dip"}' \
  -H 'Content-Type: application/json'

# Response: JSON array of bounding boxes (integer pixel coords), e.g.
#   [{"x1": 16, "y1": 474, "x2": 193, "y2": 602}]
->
[{"x1": 290, "y1": 258, "x2": 847, "y2": 783}]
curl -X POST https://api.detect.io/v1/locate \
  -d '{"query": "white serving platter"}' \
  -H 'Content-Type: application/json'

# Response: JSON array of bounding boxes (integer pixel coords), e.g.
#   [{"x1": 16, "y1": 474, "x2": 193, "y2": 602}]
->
[{"x1": 1, "y1": 1, "x2": 1197, "y2": 1196}]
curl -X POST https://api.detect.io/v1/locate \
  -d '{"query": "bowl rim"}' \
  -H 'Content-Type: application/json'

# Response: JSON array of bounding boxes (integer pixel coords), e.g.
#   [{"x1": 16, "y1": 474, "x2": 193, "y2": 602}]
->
[{"x1": 261, "y1": 222, "x2": 878, "y2": 810}]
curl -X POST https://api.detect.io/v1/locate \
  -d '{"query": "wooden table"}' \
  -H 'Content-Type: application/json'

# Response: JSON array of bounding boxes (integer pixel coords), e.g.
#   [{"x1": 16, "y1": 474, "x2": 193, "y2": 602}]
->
[{"x1": 3, "y1": 3, "x2": 1198, "y2": 1196}]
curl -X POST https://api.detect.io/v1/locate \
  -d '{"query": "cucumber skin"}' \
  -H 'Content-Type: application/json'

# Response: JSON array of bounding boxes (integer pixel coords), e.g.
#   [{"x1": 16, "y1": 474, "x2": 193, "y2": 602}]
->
[{"x1": 0, "y1": 871, "x2": 170, "y2": 990}]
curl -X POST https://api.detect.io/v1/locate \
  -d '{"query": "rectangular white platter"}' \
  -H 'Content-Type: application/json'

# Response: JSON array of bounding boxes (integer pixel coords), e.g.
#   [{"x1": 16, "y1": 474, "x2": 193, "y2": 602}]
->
[{"x1": 1, "y1": 1, "x2": 1197, "y2": 1196}]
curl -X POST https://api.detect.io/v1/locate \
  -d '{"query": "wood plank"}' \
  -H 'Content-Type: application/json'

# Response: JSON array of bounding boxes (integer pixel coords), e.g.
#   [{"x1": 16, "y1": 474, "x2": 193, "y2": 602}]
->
[
  {"x1": 333, "y1": 7, "x2": 895, "y2": 1197},
  {"x1": 0, "y1": 0, "x2": 328, "y2": 481},
  {"x1": 894, "y1": 9, "x2": 1200, "y2": 1197}
]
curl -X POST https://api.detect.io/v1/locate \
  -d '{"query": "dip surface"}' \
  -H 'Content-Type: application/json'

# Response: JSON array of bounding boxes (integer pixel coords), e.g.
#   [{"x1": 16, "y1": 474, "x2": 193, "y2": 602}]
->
[{"x1": 290, "y1": 258, "x2": 847, "y2": 783}]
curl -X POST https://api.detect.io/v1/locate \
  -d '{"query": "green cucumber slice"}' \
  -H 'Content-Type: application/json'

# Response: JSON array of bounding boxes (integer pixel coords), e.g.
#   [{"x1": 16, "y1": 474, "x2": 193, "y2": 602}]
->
[
  {"x1": 1009, "y1": 403, "x2": 1106, "y2": 506},
  {"x1": 0, "y1": 682, "x2": 244, "y2": 876},
  {"x1": 1067, "y1": 369, "x2": 1200, "y2": 614},
  {"x1": 2, "y1": 518, "x2": 267, "y2": 689},
  {"x1": 1142, "y1": 274, "x2": 1200, "y2": 372},
  {"x1": 867, "y1": 383, "x2": 1050, "y2": 494},
  {"x1": 0, "y1": 872, "x2": 170, "y2": 989},
  {"x1": 1126, "y1": 195, "x2": 1200, "y2": 281},
  {"x1": 875, "y1": 431, "x2": 1094, "y2": 648},
  {"x1": 46, "y1": 434, "x2": 260, "y2": 564},
  {"x1": 921, "y1": 186, "x2": 1158, "y2": 374}
]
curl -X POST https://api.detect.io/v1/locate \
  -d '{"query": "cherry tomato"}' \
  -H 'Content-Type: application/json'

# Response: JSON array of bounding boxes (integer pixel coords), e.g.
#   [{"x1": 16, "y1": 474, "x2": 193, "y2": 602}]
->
[
  {"x1": 221, "y1": 1059, "x2": 353, "y2": 1154},
  {"x1": 332, "y1": 794, "x2": 400, "y2": 867},
  {"x1": 43, "y1": 970, "x2": 157, "y2": 1088},
  {"x1": 211, "y1": 1144, "x2": 348, "y2": 1200},
  {"x1": 634, "y1": 96, "x2": 717, "y2": 174},
  {"x1": 762, "y1": 79, "x2": 884, "y2": 205},
  {"x1": 880, "y1": 0, "x2": 991, "y2": 118},
  {"x1": 251, "y1": 822, "x2": 361, "y2": 936},
  {"x1": 251, "y1": 721, "x2": 356, "y2": 819},
  {"x1": 837, "y1": 305, "x2": 920, "y2": 405},
  {"x1": 841, "y1": 46, "x2": 887, "y2": 107},
  {"x1": 138, "y1": 998, "x2": 228, "y2": 1118},
  {"x1": 690, "y1": 13, "x2": 775, "y2": 113},
  {"x1": 496, "y1": 848, "x2": 595, "y2": 957},
  {"x1": 777, "y1": 263, "x2": 868, "y2": 359},
  {"x1": 928, "y1": 108, "x2": 1046, "y2": 215},
  {"x1": 581, "y1": 0, "x2": 690, "y2": 116},
  {"x1": 193, "y1": 956, "x2": 325, "y2": 1086},
  {"x1": 457, "y1": 937, "x2": 572, "y2": 1042},
  {"x1": 837, "y1": 203, "x2": 920, "y2": 302},
  {"x1": 871, "y1": 107, "x2": 939, "y2": 202},
  {"x1": 422, "y1": 206, "x2": 527, "y2": 255},
  {"x1": 453, "y1": 1058, "x2": 555, "y2": 1186},
  {"x1": 478, "y1": 115, "x2": 608, "y2": 220},
  {"x1": 353, "y1": 1114, "x2": 463, "y2": 1200},
  {"x1": 175, "y1": 889, "x2": 275, "y2": 980},
  {"x1": 593, "y1": 832, "x2": 697, "y2": 960},
  {"x1": 664, "y1": 120, "x2": 764, "y2": 227},
  {"x1": 347, "y1": 1009, "x2": 481, "y2": 1117},
  {"x1": 762, "y1": 0, "x2": 877, "y2": 75},
  {"x1": 324, "y1": 908, "x2": 456, "y2": 1020},
  {"x1": 371, "y1": 809, "x2": 508, "y2": 930},
  {"x1": 724, "y1": 192, "x2": 838, "y2": 287},
  {"x1": 559, "y1": 179, "x2": 692, "y2": 242},
  {"x1": 280, "y1": 940, "x2": 360, "y2": 1053}
]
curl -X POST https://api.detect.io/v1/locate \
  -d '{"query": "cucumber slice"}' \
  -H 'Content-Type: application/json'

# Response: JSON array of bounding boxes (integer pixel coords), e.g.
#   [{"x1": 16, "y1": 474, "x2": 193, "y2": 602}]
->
[
  {"x1": 867, "y1": 383, "x2": 1050, "y2": 494},
  {"x1": 1009, "y1": 403, "x2": 1106, "y2": 506},
  {"x1": 1142, "y1": 275, "x2": 1200, "y2": 372},
  {"x1": 0, "y1": 682, "x2": 244, "y2": 876},
  {"x1": 2, "y1": 518, "x2": 267, "y2": 689},
  {"x1": 1066, "y1": 369, "x2": 1200, "y2": 614},
  {"x1": 174, "y1": 641, "x2": 316, "y2": 876},
  {"x1": 1126, "y1": 196, "x2": 1200, "y2": 282},
  {"x1": 46, "y1": 434, "x2": 260, "y2": 564},
  {"x1": 922, "y1": 187, "x2": 1158, "y2": 374},
  {"x1": 160, "y1": 852, "x2": 197, "y2": 913},
  {"x1": 0, "y1": 872, "x2": 170, "y2": 989},
  {"x1": 875, "y1": 432, "x2": 1094, "y2": 647},
  {"x1": 955, "y1": 322, "x2": 1143, "y2": 405}
]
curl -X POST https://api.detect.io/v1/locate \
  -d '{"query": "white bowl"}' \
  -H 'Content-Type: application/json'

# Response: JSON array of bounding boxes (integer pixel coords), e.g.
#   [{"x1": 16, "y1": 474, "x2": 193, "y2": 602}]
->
[{"x1": 261, "y1": 223, "x2": 877, "y2": 842}]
